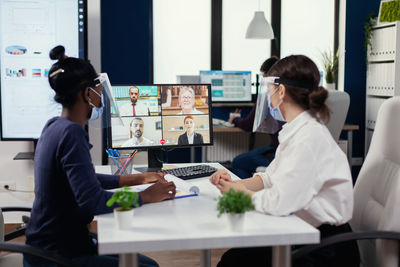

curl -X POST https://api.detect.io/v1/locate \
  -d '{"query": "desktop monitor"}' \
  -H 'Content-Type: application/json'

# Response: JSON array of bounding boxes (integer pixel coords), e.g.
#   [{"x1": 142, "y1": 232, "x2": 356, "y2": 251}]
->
[
  {"x1": 199, "y1": 70, "x2": 252, "y2": 102},
  {"x1": 0, "y1": 0, "x2": 87, "y2": 141},
  {"x1": 107, "y1": 84, "x2": 213, "y2": 171}
]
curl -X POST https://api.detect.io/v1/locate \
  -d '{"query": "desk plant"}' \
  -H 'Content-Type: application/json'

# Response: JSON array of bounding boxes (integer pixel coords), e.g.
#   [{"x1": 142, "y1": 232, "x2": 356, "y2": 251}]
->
[
  {"x1": 321, "y1": 50, "x2": 338, "y2": 90},
  {"x1": 107, "y1": 186, "x2": 140, "y2": 230},
  {"x1": 217, "y1": 189, "x2": 255, "y2": 231}
]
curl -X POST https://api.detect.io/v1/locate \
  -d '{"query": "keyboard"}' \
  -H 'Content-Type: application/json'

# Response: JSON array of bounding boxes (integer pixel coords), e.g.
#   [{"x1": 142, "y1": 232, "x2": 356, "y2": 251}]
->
[{"x1": 161, "y1": 164, "x2": 218, "y2": 180}]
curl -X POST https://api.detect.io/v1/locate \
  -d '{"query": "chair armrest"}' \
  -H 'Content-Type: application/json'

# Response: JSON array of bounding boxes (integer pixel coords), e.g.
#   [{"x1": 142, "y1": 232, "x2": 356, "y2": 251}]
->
[
  {"x1": 1, "y1": 207, "x2": 32, "y2": 241},
  {"x1": 292, "y1": 231, "x2": 400, "y2": 260},
  {"x1": 1, "y1": 207, "x2": 31, "y2": 212},
  {"x1": 0, "y1": 242, "x2": 79, "y2": 267}
]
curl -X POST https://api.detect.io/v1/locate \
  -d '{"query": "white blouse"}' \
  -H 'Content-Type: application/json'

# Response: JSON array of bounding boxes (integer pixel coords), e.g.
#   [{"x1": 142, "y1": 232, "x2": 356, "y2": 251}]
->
[{"x1": 252, "y1": 111, "x2": 354, "y2": 227}]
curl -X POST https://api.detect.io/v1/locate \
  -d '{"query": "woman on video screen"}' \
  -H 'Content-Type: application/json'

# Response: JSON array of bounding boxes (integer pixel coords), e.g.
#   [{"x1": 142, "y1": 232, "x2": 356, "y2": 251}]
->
[{"x1": 177, "y1": 115, "x2": 204, "y2": 145}]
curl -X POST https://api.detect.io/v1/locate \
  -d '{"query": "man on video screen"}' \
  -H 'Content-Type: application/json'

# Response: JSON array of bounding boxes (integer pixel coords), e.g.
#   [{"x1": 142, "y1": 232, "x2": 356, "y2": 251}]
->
[
  {"x1": 122, "y1": 118, "x2": 153, "y2": 146},
  {"x1": 119, "y1": 86, "x2": 150, "y2": 116}
]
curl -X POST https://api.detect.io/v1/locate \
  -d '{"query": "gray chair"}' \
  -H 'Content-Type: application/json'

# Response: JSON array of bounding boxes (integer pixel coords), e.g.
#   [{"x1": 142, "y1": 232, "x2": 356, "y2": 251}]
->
[
  {"x1": 0, "y1": 207, "x2": 78, "y2": 267},
  {"x1": 325, "y1": 90, "x2": 350, "y2": 143},
  {"x1": 293, "y1": 97, "x2": 400, "y2": 267}
]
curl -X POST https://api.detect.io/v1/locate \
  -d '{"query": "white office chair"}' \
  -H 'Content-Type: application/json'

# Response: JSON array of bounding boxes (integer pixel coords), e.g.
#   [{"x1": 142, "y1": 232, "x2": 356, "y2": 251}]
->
[
  {"x1": 351, "y1": 96, "x2": 400, "y2": 267},
  {"x1": 255, "y1": 90, "x2": 350, "y2": 173},
  {"x1": 293, "y1": 97, "x2": 400, "y2": 267}
]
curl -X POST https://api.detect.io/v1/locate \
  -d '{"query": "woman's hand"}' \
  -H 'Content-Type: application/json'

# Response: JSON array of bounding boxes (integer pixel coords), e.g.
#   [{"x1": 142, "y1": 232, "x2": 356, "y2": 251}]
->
[
  {"x1": 119, "y1": 172, "x2": 166, "y2": 187},
  {"x1": 210, "y1": 169, "x2": 232, "y2": 185},
  {"x1": 216, "y1": 180, "x2": 252, "y2": 195},
  {"x1": 139, "y1": 181, "x2": 176, "y2": 203}
]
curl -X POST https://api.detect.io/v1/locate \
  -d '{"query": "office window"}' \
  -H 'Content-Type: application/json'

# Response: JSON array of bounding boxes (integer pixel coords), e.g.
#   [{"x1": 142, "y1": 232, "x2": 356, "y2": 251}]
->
[
  {"x1": 153, "y1": 0, "x2": 211, "y2": 83},
  {"x1": 222, "y1": 0, "x2": 272, "y2": 94},
  {"x1": 281, "y1": 0, "x2": 334, "y2": 79}
]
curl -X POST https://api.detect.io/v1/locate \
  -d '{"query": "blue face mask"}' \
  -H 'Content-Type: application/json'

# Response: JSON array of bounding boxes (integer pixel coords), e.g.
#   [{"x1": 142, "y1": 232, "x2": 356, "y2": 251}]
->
[
  {"x1": 89, "y1": 88, "x2": 104, "y2": 121},
  {"x1": 267, "y1": 89, "x2": 285, "y2": 122}
]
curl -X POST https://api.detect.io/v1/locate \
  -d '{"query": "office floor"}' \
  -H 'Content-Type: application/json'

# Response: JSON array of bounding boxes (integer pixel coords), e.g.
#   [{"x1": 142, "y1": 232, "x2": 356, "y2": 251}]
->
[{"x1": 4, "y1": 223, "x2": 228, "y2": 267}]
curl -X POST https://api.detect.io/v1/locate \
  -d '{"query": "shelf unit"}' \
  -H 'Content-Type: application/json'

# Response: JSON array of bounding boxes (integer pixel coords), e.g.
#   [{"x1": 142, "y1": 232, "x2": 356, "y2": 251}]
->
[{"x1": 365, "y1": 21, "x2": 400, "y2": 155}]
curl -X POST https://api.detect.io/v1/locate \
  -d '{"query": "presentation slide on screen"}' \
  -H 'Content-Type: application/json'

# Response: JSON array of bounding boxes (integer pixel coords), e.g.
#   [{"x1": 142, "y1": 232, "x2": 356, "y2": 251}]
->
[{"x1": 0, "y1": 0, "x2": 83, "y2": 138}]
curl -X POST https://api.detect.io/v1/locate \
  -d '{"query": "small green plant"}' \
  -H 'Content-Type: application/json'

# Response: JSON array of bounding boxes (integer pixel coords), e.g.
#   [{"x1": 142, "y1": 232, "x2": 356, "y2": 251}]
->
[
  {"x1": 217, "y1": 189, "x2": 255, "y2": 217},
  {"x1": 364, "y1": 13, "x2": 377, "y2": 67},
  {"x1": 379, "y1": 0, "x2": 400, "y2": 23},
  {"x1": 106, "y1": 186, "x2": 139, "y2": 211},
  {"x1": 321, "y1": 50, "x2": 338, "y2": 84}
]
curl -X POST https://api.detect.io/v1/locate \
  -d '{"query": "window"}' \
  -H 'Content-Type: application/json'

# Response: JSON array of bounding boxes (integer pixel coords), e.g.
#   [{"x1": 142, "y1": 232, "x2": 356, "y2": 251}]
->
[
  {"x1": 222, "y1": 0, "x2": 272, "y2": 93},
  {"x1": 153, "y1": 0, "x2": 211, "y2": 84},
  {"x1": 281, "y1": 0, "x2": 335, "y2": 80}
]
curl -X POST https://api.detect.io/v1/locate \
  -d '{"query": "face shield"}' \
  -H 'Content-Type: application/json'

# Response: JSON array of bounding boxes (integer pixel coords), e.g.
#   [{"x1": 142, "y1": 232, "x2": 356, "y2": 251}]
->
[
  {"x1": 89, "y1": 73, "x2": 124, "y2": 129},
  {"x1": 252, "y1": 76, "x2": 281, "y2": 133}
]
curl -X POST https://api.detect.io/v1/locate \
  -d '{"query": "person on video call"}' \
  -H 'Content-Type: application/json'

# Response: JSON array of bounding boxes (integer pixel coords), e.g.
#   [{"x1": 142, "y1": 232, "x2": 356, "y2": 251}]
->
[
  {"x1": 119, "y1": 86, "x2": 150, "y2": 116},
  {"x1": 177, "y1": 86, "x2": 204, "y2": 115},
  {"x1": 25, "y1": 46, "x2": 176, "y2": 267},
  {"x1": 177, "y1": 115, "x2": 204, "y2": 145},
  {"x1": 122, "y1": 117, "x2": 153, "y2": 147},
  {"x1": 229, "y1": 57, "x2": 283, "y2": 178},
  {"x1": 210, "y1": 55, "x2": 359, "y2": 267}
]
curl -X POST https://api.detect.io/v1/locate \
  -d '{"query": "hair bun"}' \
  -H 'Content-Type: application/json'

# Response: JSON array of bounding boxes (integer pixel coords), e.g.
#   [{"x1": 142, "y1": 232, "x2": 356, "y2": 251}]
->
[{"x1": 49, "y1": 45, "x2": 66, "y2": 60}]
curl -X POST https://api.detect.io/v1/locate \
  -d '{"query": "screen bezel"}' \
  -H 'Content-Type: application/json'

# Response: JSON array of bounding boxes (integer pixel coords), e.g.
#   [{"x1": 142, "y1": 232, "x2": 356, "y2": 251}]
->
[
  {"x1": 199, "y1": 70, "x2": 252, "y2": 103},
  {"x1": 107, "y1": 83, "x2": 214, "y2": 150},
  {"x1": 0, "y1": 0, "x2": 88, "y2": 141}
]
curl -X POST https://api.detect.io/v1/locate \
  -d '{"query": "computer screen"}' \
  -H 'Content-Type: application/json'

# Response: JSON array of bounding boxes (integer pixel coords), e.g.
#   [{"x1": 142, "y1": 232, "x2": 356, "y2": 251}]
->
[
  {"x1": 0, "y1": 0, "x2": 87, "y2": 140},
  {"x1": 199, "y1": 70, "x2": 252, "y2": 102},
  {"x1": 108, "y1": 84, "x2": 213, "y2": 150}
]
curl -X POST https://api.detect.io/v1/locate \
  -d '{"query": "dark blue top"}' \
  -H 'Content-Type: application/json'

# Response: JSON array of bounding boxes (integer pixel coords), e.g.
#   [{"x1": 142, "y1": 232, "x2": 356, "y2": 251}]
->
[{"x1": 26, "y1": 117, "x2": 120, "y2": 259}]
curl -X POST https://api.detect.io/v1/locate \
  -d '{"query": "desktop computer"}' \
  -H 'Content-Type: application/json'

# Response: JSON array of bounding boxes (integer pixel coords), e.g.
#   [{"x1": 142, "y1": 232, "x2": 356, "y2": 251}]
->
[
  {"x1": 199, "y1": 70, "x2": 252, "y2": 102},
  {"x1": 107, "y1": 84, "x2": 214, "y2": 173}
]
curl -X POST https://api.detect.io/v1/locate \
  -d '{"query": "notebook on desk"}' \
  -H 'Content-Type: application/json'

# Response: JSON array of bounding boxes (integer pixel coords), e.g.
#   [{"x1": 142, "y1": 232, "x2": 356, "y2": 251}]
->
[
  {"x1": 212, "y1": 118, "x2": 234, "y2": 128},
  {"x1": 127, "y1": 174, "x2": 199, "y2": 199}
]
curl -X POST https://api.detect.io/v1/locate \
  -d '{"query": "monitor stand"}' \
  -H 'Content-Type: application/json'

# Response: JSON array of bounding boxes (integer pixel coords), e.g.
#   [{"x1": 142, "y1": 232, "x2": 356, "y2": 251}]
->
[
  {"x1": 135, "y1": 148, "x2": 163, "y2": 173},
  {"x1": 13, "y1": 140, "x2": 37, "y2": 160}
]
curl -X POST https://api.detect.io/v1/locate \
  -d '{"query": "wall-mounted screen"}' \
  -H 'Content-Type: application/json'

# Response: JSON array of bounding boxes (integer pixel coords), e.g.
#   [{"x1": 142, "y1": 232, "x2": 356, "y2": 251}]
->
[{"x1": 0, "y1": 0, "x2": 87, "y2": 140}]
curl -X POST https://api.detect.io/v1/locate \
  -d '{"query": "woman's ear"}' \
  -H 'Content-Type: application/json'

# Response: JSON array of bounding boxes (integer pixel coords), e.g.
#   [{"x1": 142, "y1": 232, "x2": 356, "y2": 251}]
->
[
  {"x1": 279, "y1": 84, "x2": 286, "y2": 99},
  {"x1": 81, "y1": 87, "x2": 90, "y2": 104}
]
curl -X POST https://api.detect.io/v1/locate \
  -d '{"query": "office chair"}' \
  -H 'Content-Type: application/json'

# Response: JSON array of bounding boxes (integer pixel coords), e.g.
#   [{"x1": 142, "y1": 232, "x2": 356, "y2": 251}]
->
[
  {"x1": 0, "y1": 207, "x2": 78, "y2": 267},
  {"x1": 293, "y1": 97, "x2": 400, "y2": 267},
  {"x1": 255, "y1": 90, "x2": 350, "y2": 173},
  {"x1": 325, "y1": 90, "x2": 350, "y2": 143}
]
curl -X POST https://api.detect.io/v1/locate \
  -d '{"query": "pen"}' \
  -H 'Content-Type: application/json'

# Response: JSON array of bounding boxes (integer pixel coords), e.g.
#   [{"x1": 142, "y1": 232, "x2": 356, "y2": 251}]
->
[
  {"x1": 119, "y1": 150, "x2": 138, "y2": 175},
  {"x1": 106, "y1": 149, "x2": 122, "y2": 171}
]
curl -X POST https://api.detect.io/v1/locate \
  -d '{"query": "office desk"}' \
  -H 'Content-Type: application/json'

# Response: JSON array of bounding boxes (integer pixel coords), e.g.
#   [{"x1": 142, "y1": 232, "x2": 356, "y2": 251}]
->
[{"x1": 96, "y1": 163, "x2": 319, "y2": 267}]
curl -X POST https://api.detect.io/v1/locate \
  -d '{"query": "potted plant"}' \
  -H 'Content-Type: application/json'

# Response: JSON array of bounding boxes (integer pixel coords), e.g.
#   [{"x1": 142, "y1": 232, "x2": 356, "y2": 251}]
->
[
  {"x1": 321, "y1": 50, "x2": 338, "y2": 90},
  {"x1": 217, "y1": 189, "x2": 255, "y2": 231},
  {"x1": 106, "y1": 186, "x2": 140, "y2": 230},
  {"x1": 364, "y1": 13, "x2": 377, "y2": 68}
]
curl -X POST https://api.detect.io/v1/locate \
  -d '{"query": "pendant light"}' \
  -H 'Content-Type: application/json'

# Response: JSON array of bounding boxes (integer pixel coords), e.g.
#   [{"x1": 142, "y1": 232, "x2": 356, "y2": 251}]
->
[{"x1": 245, "y1": 0, "x2": 274, "y2": 39}]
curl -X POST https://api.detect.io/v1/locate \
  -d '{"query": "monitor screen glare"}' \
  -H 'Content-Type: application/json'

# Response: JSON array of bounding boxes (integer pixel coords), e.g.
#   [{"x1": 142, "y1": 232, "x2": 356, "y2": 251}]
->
[
  {"x1": 109, "y1": 84, "x2": 213, "y2": 149},
  {"x1": 199, "y1": 70, "x2": 252, "y2": 102}
]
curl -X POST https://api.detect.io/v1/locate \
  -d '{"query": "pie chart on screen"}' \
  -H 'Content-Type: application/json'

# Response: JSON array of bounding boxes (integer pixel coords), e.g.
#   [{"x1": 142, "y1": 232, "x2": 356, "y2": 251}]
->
[{"x1": 5, "y1": 45, "x2": 27, "y2": 55}]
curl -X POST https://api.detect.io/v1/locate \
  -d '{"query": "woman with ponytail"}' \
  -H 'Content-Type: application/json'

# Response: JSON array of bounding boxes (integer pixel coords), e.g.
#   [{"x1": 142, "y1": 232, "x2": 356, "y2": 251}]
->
[
  {"x1": 24, "y1": 46, "x2": 175, "y2": 267},
  {"x1": 210, "y1": 55, "x2": 359, "y2": 266}
]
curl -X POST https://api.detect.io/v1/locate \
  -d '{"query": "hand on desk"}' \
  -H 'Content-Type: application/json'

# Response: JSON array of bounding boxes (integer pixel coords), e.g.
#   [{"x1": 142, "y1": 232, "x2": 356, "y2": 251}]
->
[
  {"x1": 139, "y1": 181, "x2": 176, "y2": 203},
  {"x1": 119, "y1": 172, "x2": 166, "y2": 186},
  {"x1": 210, "y1": 169, "x2": 253, "y2": 195}
]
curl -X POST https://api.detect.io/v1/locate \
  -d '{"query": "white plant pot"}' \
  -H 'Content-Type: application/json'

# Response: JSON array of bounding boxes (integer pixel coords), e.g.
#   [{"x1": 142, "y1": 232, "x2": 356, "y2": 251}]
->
[
  {"x1": 227, "y1": 213, "x2": 245, "y2": 232},
  {"x1": 114, "y1": 208, "x2": 134, "y2": 230},
  {"x1": 326, "y1": 83, "x2": 336, "y2": 90}
]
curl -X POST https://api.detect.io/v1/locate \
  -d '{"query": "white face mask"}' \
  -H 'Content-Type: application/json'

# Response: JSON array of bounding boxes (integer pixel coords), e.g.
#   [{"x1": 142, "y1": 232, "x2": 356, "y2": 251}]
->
[{"x1": 88, "y1": 87, "x2": 104, "y2": 121}]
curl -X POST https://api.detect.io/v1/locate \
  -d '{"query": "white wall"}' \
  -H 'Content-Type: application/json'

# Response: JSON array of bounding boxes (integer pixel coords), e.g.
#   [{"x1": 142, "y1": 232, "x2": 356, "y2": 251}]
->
[{"x1": 1, "y1": 0, "x2": 102, "y2": 222}]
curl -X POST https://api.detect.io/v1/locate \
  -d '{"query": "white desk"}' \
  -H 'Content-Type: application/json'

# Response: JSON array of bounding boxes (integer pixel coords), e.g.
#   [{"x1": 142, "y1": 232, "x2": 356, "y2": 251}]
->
[{"x1": 96, "y1": 163, "x2": 320, "y2": 267}]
